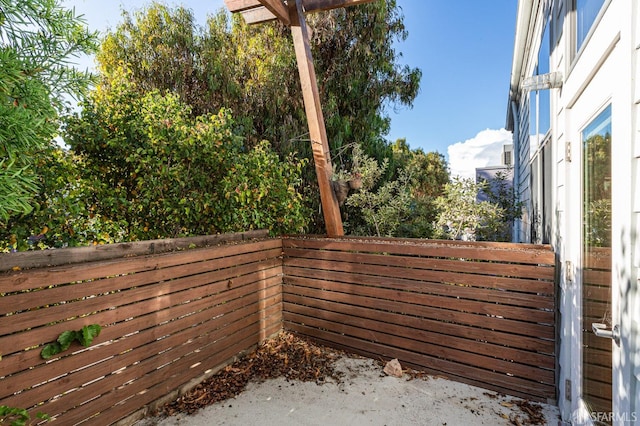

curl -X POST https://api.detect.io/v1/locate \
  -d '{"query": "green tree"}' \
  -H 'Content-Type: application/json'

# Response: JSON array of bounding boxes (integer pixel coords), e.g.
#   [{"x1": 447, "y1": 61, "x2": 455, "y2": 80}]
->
[
  {"x1": 98, "y1": 1, "x2": 419, "y2": 151},
  {"x1": 217, "y1": 141, "x2": 309, "y2": 235},
  {"x1": 478, "y1": 170, "x2": 521, "y2": 241},
  {"x1": 1, "y1": 143, "x2": 128, "y2": 252},
  {"x1": 96, "y1": 1, "x2": 421, "y2": 233},
  {"x1": 64, "y1": 66, "x2": 308, "y2": 240},
  {"x1": 343, "y1": 145, "x2": 412, "y2": 237},
  {"x1": 583, "y1": 132, "x2": 611, "y2": 247},
  {"x1": 0, "y1": 0, "x2": 98, "y2": 222},
  {"x1": 434, "y1": 177, "x2": 504, "y2": 241},
  {"x1": 392, "y1": 139, "x2": 449, "y2": 237}
]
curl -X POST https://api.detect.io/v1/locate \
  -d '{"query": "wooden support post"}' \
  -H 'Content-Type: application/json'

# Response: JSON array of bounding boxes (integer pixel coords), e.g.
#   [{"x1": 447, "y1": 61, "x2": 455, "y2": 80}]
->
[{"x1": 289, "y1": 0, "x2": 344, "y2": 236}]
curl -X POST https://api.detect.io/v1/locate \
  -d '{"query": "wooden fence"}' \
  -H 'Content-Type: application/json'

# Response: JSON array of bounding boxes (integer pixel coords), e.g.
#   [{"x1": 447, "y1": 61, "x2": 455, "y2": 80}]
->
[
  {"x1": 0, "y1": 231, "x2": 282, "y2": 425},
  {"x1": 1, "y1": 232, "x2": 558, "y2": 425},
  {"x1": 282, "y1": 235, "x2": 557, "y2": 403}
]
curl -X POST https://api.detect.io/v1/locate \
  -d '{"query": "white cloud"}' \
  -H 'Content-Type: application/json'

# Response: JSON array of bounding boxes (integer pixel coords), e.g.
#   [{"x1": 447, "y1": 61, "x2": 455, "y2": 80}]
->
[{"x1": 447, "y1": 128, "x2": 512, "y2": 180}]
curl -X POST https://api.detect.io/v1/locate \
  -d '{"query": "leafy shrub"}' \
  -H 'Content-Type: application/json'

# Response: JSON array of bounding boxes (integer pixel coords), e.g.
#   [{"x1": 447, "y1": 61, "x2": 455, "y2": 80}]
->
[
  {"x1": 62, "y1": 66, "x2": 308, "y2": 240},
  {"x1": 434, "y1": 177, "x2": 504, "y2": 241}
]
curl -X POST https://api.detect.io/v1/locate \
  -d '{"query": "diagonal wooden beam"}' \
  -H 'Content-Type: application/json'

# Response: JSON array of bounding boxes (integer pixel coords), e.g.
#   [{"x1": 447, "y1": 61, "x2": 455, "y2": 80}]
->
[{"x1": 288, "y1": 0, "x2": 343, "y2": 236}]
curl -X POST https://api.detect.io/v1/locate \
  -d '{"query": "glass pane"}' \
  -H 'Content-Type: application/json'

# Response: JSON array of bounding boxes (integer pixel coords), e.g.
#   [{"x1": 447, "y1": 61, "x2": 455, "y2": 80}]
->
[
  {"x1": 529, "y1": 92, "x2": 538, "y2": 150},
  {"x1": 538, "y1": 18, "x2": 550, "y2": 74},
  {"x1": 538, "y1": 18, "x2": 551, "y2": 136},
  {"x1": 577, "y1": 0, "x2": 605, "y2": 52},
  {"x1": 539, "y1": 88, "x2": 550, "y2": 136},
  {"x1": 581, "y1": 105, "x2": 612, "y2": 420}
]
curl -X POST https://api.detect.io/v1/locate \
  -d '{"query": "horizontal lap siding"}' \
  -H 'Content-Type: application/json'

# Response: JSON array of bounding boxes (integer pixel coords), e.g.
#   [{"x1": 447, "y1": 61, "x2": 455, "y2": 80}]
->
[
  {"x1": 0, "y1": 238, "x2": 283, "y2": 425},
  {"x1": 282, "y1": 236, "x2": 556, "y2": 403}
]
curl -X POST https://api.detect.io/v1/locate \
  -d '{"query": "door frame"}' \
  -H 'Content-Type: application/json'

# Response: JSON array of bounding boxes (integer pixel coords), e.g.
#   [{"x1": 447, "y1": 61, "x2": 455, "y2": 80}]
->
[{"x1": 566, "y1": 35, "x2": 630, "y2": 424}]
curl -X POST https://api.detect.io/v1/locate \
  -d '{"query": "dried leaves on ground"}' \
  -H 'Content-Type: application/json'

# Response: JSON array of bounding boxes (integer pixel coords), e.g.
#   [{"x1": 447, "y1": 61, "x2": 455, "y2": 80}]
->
[
  {"x1": 158, "y1": 331, "x2": 549, "y2": 426},
  {"x1": 508, "y1": 398, "x2": 547, "y2": 425},
  {"x1": 162, "y1": 332, "x2": 345, "y2": 416}
]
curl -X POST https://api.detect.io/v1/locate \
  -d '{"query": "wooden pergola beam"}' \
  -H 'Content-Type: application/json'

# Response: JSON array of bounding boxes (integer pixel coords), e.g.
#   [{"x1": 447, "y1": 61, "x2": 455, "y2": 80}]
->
[
  {"x1": 225, "y1": 0, "x2": 376, "y2": 24},
  {"x1": 224, "y1": 0, "x2": 261, "y2": 12},
  {"x1": 255, "y1": 0, "x2": 290, "y2": 25},
  {"x1": 240, "y1": 6, "x2": 276, "y2": 24}
]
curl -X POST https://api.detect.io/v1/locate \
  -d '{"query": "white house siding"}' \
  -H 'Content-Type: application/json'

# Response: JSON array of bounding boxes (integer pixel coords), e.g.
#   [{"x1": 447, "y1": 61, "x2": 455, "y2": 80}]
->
[
  {"x1": 630, "y1": 0, "x2": 640, "y2": 419},
  {"x1": 508, "y1": 0, "x2": 639, "y2": 422}
]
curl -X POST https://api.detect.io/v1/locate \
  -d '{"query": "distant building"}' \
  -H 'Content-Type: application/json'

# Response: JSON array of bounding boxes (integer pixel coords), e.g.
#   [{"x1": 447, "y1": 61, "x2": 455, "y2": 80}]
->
[{"x1": 475, "y1": 143, "x2": 514, "y2": 203}]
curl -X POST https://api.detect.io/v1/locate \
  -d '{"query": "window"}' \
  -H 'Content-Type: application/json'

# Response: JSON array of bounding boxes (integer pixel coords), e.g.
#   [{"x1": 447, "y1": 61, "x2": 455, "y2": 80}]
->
[
  {"x1": 576, "y1": 0, "x2": 605, "y2": 53},
  {"x1": 503, "y1": 148, "x2": 513, "y2": 166},
  {"x1": 552, "y1": 0, "x2": 565, "y2": 47},
  {"x1": 537, "y1": 18, "x2": 551, "y2": 137},
  {"x1": 529, "y1": 15, "x2": 551, "y2": 148}
]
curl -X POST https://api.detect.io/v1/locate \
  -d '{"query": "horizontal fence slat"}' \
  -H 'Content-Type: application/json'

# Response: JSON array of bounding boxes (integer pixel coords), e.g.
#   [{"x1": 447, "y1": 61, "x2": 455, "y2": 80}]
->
[
  {"x1": 283, "y1": 235, "x2": 556, "y2": 265},
  {"x1": 284, "y1": 273, "x2": 553, "y2": 324},
  {"x1": 2, "y1": 246, "x2": 283, "y2": 314},
  {"x1": 0, "y1": 265, "x2": 282, "y2": 369},
  {"x1": 38, "y1": 300, "x2": 281, "y2": 421},
  {"x1": 285, "y1": 262, "x2": 555, "y2": 312},
  {"x1": 1, "y1": 283, "x2": 282, "y2": 403},
  {"x1": 284, "y1": 247, "x2": 555, "y2": 281},
  {"x1": 0, "y1": 256, "x2": 282, "y2": 339},
  {"x1": 284, "y1": 309, "x2": 554, "y2": 383},
  {"x1": 284, "y1": 265, "x2": 554, "y2": 309},
  {"x1": 0, "y1": 230, "x2": 270, "y2": 272},
  {"x1": 285, "y1": 261, "x2": 554, "y2": 297},
  {"x1": 51, "y1": 325, "x2": 262, "y2": 425},
  {"x1": 1, "y1": 238, "x2": 282, "y2": 291}
]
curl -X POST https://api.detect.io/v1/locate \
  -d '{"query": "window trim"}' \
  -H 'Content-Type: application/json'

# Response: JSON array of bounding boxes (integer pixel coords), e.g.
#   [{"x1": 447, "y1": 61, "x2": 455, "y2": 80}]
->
[{"x1": 571, "y1": 0, "x2": 612, "y2": 65}]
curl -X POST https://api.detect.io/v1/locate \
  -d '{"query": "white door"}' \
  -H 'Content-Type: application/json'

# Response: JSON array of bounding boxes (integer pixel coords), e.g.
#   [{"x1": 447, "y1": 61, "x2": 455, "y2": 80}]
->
[
  {"x1": 577, "y1": 103, "x2": 615, "y2": 424},
  {"x1": 568, "y1": 40, "x2": 628, "y2": 424}
]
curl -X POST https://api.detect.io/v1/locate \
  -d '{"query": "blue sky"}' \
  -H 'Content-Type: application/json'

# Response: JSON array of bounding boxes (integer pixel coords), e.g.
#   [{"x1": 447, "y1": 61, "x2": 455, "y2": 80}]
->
[{"x1": 63, "y1": 0, "x2": 517, "y2": 178}]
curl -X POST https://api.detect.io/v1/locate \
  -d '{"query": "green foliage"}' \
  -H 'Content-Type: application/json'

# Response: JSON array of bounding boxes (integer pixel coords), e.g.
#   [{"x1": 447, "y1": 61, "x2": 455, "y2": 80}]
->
[
  {"x1": 0, "y1": 160, "x2": 39, "y2": 220},
  {"x1": 583, "y1": 132, "x2": 611, "y2": 247},
  {"x1": 217, "y1": 141, "x2": 309, "y2": 235},
  {"x1": 343, "y1": 145, "x2": 412, "y2": 237},
  {"x1": 585, "y1": 199, "x2": 611, "y2": 247},
  {"x1": 0, "y1": 0, "x2": 98, "y2": 222},
  {"x1": 434, "y1": 177, "x2": 504, "y2": 241},
  {"x1": 40, "y1": 324, "x2": 101, "y2": 360},
  {"x1": 0, "y1": 406, "x2": 49, "y2": 426},
  {"x1": 97, "y1": 1, "x2": 419, "y2": 151},
  {"x1": 1, "y1": 144, "x2": 127, "y2": 252},
  {"x1": 335, "y1": 142, "x2": 449, "y2": 238},
  {"x1": 95, "y1": 1, "x2": 421, "y2": 233},
  {"x1": 478, "y1": 170, "x2": 522, "y2": 241},
  {"x1": 391, "y1": 139, "x2": 449, "y2": 237},
  {"x1": 63, "y1": 66, "x2": 308, "y2": 239}
]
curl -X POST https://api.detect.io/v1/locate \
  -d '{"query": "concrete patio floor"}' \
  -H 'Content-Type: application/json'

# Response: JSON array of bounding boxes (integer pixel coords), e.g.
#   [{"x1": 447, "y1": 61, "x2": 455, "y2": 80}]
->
[{"x1": 138, "y1": 356, "x2": 560, "y2": 426}]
